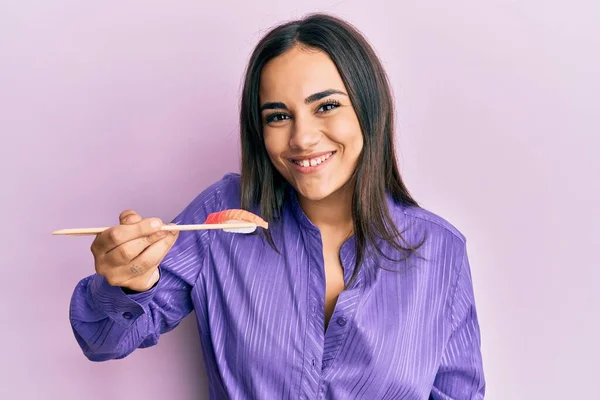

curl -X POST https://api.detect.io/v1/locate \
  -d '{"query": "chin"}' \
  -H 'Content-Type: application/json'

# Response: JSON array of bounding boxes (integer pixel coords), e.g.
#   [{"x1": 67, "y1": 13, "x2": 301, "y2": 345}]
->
[
  {"x1": 297, "y1": 189, "x2": 331, "y2": 202},
  {"x1": 294, "y1": 180, "x2": 344, "y2": 202}
]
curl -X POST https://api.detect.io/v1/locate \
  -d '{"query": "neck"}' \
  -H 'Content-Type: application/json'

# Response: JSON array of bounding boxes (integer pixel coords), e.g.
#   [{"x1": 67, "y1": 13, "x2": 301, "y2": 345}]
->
[{"x1": 297, "y1": 182, "x2": 354, "y2": 235}]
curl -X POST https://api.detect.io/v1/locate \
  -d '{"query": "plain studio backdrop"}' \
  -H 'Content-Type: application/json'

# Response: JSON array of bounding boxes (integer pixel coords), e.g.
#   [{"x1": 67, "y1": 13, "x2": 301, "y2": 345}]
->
[{"x1": 1, "y1": 1, "x2": 598, "y2": 399}]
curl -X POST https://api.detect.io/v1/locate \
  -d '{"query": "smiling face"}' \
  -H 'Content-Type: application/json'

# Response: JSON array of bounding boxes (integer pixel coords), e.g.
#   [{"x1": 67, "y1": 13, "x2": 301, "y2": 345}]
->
[{"x1": 259, "y1": 45, "x2": 364, "y2": 203}]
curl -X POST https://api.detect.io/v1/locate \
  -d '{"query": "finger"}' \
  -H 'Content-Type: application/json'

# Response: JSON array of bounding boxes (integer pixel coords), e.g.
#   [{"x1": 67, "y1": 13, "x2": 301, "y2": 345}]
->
[
  {"x1": 120, "y1": 209, "x2": 142, "y2": 225},
  {"x1": 103, "y1": 257, "x2": 160, "y2": 291},
  {"x1": 91, "y1": 210, "x2": 142, "y2": 255},
  {"x1": 126, "y1": 229, "x2": 179, "y2": 275},
  {"x1": 103, "y1": 230, "x2": 169, "y2": 266},
  {"x1": 95, "y1": 217, "x2": 164, "y2": 254},
  {"x1": 118, "y1": 231, "x2": 179, "y2": 287}
]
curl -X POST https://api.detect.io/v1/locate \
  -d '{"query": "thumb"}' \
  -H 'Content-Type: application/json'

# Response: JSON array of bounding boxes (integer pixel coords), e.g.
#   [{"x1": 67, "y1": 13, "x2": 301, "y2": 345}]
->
[{"x1": 119, "y1": 209, "x2": 142, "y2": 225}]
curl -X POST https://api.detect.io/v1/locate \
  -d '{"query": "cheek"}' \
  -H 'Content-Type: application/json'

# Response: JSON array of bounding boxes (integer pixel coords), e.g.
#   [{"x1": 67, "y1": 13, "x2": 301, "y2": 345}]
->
[
  {"x1": 263, "y1": 132, "x2": 277, "y2": 155},
  {"x1": 326, "y1": 114, "x2": 364, "y2": 155},
  {"x1": 263, "y1": 131, "x2": 287, "y2": 164}
]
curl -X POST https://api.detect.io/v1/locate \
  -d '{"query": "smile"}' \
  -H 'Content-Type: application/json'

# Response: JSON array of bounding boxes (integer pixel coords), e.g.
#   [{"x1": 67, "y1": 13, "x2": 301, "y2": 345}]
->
[
  {"x1": 288, "y1": 151, "x2": 336, "y2": 173},
  {"x1": 289, "y1": 151, "x2": 335, "y2": 167}
]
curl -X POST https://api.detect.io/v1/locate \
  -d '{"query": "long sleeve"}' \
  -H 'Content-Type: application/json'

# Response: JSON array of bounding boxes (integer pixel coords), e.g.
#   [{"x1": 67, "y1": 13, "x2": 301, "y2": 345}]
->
[
  {"x1": 68, "y1": 184, "x2": 220, "y2": 362},
  {"x1": 430, "y1": 244, "x2": 486, "y2": 399}
]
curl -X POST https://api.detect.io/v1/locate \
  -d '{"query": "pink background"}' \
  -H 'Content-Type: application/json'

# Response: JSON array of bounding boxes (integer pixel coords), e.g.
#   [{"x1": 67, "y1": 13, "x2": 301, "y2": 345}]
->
[{"x1": 2, "y1": 1, "x2": 598, "y2": 399}]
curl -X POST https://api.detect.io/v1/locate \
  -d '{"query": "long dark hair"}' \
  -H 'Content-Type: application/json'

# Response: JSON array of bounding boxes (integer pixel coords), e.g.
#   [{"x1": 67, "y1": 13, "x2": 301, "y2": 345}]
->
[{"x1": 240, "y1": 13, "x2": 425, "y2": 286}]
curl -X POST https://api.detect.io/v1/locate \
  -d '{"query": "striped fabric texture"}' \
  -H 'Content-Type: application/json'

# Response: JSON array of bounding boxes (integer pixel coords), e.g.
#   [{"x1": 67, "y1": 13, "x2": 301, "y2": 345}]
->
[{"x1": 70, "y1": 173, "x2": 485, "y2": 399}]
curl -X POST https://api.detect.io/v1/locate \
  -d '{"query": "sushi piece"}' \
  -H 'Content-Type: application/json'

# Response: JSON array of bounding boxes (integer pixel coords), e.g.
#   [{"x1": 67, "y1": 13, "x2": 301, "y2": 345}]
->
[{"x1": 203, "y1": 209, "x2": 268, "y2": 234}]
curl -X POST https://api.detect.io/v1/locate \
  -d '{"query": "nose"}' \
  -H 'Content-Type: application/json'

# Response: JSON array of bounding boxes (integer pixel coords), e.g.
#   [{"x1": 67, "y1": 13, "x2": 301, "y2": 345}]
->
[{"x1": 289, "y1": 115, "x2": 321, "y2": 150}]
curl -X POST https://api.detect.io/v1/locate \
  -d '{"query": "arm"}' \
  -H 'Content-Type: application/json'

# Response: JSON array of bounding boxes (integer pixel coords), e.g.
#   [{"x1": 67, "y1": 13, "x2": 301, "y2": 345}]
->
[
  {"x1": 69, "y1": 195, "x2": 212, "y2": 362},
  {"x1": 430, "y1": 245, "x2": 486, "y2": 399}
]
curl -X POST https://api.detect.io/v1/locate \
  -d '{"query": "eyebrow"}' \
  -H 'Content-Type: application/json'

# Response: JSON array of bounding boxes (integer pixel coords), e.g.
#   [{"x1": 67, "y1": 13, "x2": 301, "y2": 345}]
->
[{"x1": 260, "y1": 89, "x2": 347, "y2": 112}]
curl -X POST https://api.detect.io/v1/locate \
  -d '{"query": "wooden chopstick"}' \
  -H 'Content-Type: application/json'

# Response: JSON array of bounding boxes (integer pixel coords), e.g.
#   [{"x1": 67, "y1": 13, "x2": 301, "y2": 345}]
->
[{"x1": 51, "y1": 222, "x2": 258, "y2": 236}]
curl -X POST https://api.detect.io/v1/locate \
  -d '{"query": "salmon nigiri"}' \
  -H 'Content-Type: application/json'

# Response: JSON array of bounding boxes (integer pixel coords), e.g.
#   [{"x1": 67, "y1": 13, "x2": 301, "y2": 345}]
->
[{"x1": 203, "y1": 209, "x2": 269, "y2": 234}]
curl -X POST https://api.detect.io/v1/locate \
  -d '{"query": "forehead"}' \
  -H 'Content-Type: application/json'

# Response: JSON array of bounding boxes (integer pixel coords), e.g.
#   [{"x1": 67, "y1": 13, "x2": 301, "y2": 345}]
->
[{"x1": 259, "y1": 45, "x2": 346, "y2": 101}]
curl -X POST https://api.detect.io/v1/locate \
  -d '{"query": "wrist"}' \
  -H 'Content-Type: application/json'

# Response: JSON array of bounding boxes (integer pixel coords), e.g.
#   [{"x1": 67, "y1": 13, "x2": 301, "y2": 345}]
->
[{"x1": 121, "y1": 269, "x2": 160, "y2": 294}]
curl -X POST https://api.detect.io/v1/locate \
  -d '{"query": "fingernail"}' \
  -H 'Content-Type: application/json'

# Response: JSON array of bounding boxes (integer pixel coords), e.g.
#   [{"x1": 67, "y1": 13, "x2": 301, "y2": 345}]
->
[
  {"x1": 157, "y1": 230, "x2": 167, "y2": 237},
  {"x1": 166, "y1": 223, "x2": 177, "y2": 235},
  {"x1": 151, "y1": 219, "x2": 161, "y2": 228}
]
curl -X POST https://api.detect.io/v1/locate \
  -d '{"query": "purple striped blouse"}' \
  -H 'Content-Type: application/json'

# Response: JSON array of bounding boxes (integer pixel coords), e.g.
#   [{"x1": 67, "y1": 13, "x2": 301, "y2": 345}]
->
[{"x1": 69, "y1": 173, "x2": 485, "y2": 399}]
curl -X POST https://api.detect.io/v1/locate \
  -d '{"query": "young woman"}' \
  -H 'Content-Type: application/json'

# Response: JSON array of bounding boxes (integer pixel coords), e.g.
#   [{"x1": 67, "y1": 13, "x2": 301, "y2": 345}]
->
[{"x1": 69, "y1": 13, "x2": 485, "y2": 399}]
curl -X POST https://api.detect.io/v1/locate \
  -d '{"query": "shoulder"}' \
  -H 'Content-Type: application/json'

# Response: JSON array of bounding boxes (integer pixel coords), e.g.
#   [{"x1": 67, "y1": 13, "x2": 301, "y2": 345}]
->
[
  {"x1": 193, "y1": 172, "x2": 241, "y2": 208},
  {"x1": 175, "y1": 172, "x2": 241, "y2": 223},
  {"x1": 386, "y1": 196, "x2": 467, "y2": 259},
  {"x1": 385, "y1": 199, "x2": 473, "y2": 322},
  {"x1": 398, "y1": 203, "x2": 466, "y2": 244}
]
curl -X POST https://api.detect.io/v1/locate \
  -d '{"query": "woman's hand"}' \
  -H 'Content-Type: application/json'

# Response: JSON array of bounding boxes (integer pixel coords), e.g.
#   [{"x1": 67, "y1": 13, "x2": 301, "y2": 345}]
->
[{"x1": 90, "y1": 209, "x2": 179, "y2": 292}]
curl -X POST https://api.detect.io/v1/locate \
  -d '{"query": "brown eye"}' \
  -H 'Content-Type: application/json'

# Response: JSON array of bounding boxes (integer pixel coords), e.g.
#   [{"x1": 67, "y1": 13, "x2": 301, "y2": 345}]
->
[
  {"x1": 265, "y1": 113, "x2": 291, "y2": 124},
  {"x1": 316, "y1": 100, "x2": 340, "y2": 113}
]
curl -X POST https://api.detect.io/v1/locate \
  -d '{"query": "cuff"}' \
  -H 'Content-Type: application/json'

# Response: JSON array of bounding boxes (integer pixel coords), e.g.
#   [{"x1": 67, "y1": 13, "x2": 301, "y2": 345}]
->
[{"x1": 89, "y1": 270, "x2": 160, "y2": 328}]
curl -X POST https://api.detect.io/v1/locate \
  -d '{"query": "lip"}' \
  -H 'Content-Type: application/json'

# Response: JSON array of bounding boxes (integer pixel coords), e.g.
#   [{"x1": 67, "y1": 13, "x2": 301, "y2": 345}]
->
[
  {"x1": 288, "y1": 151, "x2": 336, "y2": 162},
  {"x1": 287, "y1": 151, "x2": 336, "y2": 174}
]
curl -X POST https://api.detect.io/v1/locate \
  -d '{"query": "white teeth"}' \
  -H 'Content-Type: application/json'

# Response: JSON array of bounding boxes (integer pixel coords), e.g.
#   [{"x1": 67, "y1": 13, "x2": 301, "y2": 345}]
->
[{"x1": 292, "y1": 152, "x2": 333, "y2": 167}]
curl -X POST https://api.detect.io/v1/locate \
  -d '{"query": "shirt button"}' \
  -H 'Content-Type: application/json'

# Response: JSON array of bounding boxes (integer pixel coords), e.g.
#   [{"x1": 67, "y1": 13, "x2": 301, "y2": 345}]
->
[
  {"x1": 122, "y1": 312, "x2": 133, "y2": 320},
  {"x1": 336, "y1": 317, "x2": 347, "y2": 326},
  {"x1": 311, "y1": 358, "x2": 316, "y2": 367}
]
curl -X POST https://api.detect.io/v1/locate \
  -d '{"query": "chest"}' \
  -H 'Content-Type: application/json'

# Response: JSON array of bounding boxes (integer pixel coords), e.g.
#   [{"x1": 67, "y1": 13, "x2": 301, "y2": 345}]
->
[
  {"x1": 195, "y1": 235, "x2": 445, "y2": 399},
  {"x1": 323, "y1": 248, "x2": 345, "y2": 326}
]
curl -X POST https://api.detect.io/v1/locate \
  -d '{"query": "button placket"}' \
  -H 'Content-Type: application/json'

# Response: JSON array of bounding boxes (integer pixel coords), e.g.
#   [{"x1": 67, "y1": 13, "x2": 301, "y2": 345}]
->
[
  {"x1": 299, "y1": 230, "x2": 327, "y2": 400},
  {"x1": 321, "y1": 286, "x2": 362, "y2": 375}
]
